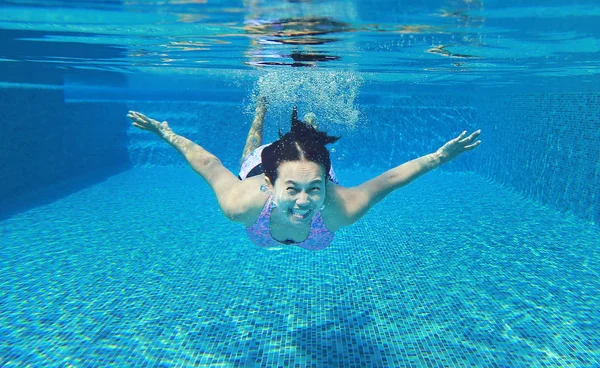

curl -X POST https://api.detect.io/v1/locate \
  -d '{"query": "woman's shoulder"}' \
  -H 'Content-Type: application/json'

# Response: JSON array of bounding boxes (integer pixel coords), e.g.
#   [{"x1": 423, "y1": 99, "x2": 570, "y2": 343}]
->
[
  {"x1": 321, "y1": 182, "x2": 349, "y2": 232},
  {"x1": 322, "y1": 182, "x2": 373, "y2": 231},
  {"x1": 233, "y1": 175, "x2": 270, "y2": 227}
]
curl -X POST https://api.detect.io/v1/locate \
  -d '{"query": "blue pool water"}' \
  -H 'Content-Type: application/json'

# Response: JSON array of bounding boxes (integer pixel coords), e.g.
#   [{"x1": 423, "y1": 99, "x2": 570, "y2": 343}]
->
[
  {"x1": 3, "y1": 168, "x2": 599, "y2": 367},
  {"x1": 1, "y1": 0, "x2": 600, "y2": 367}
]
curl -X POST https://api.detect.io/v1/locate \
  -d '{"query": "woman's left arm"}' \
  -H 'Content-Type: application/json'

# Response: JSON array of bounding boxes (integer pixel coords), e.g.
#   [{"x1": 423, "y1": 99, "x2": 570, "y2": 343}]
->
[{"x1": 329, "y1": 130, "x2": 481, "y2": 227}]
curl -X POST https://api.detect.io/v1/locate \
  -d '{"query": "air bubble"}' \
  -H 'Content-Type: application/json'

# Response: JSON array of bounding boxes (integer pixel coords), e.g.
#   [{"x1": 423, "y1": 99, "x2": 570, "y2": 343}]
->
[{"x1": 248, "y1": 69, "x2": 363, "y2": 130}]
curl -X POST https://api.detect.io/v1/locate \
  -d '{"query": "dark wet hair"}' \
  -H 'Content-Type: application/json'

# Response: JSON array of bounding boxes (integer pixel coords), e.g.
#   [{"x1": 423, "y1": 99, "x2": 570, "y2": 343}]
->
[{"x1": 262, "y1": 107, "x2": 340, "y2": 184}]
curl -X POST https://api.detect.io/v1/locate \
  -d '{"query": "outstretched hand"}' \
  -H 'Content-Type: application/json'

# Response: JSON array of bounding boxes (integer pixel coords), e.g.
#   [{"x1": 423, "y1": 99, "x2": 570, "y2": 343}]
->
[
  {"x1": 127, "y1": 111, "x2": 172, "y2": 138},
  {"x1": 436, "y1": 130, "x2": 481, "y2": 163}
]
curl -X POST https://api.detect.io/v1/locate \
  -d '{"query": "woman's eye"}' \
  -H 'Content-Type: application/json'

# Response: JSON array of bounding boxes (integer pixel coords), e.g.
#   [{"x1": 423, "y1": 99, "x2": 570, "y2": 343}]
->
[
  {"x1": 311, "y1": 187, "x2": 320, "y2": 192},
  {"x1": 287, "y1": 188, "x2": 297, "y2": 194}
]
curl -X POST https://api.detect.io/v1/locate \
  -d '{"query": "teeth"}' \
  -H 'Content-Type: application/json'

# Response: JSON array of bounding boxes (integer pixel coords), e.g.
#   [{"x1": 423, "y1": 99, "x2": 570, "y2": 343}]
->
[{"x1": 292, "y1": 209, "x2": 310, "y2": 215}]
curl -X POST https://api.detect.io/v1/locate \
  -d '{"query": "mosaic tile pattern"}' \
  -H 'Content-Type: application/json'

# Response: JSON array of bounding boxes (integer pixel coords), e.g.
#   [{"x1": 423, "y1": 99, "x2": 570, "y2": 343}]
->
[
  {"x1": 473, "y1": 92, "x2": 600, "y2": 225},
  {"x1": 0, "y1": 87, "x2": 130, "y2": 202},
  {"x1": 2, "y1": 168, "x2": 599, "y2": 367},
  {"x1": 125, "y1": 101, "x2": 252, "y2": 171}
]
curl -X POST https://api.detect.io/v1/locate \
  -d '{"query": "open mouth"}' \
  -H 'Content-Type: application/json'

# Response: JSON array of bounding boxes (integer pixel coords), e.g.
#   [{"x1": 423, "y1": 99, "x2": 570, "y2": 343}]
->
[{"x1": 290, "y1": 208, "x2": 312, "y2": 219}]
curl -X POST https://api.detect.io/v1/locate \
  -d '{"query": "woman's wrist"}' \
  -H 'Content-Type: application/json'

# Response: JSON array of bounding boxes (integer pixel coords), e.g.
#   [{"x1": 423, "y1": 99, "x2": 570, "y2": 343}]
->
[
  {"x1": 160, "y1": 126, "x2": 178, "y2": 145},
  {"x1": 431, "y1": 151, "x2": 446, "y2": 167}
]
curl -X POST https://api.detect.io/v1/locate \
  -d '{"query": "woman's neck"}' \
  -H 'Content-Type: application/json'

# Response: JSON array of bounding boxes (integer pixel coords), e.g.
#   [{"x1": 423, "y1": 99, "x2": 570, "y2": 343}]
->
[{"x1": 269, "y1": 207, "x2": 311, "y2": 241}]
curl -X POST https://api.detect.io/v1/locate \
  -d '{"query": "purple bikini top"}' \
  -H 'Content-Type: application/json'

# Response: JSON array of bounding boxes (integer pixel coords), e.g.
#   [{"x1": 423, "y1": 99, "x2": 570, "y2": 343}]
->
[{"x1": 245, "y1": 196, "x2": 334, "y2": 251}]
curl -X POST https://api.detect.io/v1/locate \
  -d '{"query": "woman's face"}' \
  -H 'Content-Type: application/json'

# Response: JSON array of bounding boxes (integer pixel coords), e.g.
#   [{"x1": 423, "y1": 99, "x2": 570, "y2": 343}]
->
[{"x1": 266, "y1": 160, "x2": 326, "y2": 226}]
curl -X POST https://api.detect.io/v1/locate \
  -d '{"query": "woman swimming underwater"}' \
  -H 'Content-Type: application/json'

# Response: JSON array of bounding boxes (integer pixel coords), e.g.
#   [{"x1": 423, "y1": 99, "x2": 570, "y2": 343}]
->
[{"x1": 127, "y1": 100, "x2": 480, "y2": 250}]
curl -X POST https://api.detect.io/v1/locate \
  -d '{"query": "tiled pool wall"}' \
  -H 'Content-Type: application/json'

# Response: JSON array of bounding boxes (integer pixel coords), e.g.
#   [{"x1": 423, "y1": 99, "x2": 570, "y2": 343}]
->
[
  {"x1": 473, "y1": 93, "x2": 600, "y2": 226},
  {"x1": 0, "y1": 87, "x2": 130, "y2": 202},
  {"x1": 124, "y1": 93, "x2": 600, "y2": 226},
  {"x1": 2, "y1": 88, "x2": 599, "y2": 227},
  {"x1": 125, "y1": 95, "x2": 479, "y2": 172},
  {"x1": 124, "y1": 101, "x2": 253, "y2": 170}
]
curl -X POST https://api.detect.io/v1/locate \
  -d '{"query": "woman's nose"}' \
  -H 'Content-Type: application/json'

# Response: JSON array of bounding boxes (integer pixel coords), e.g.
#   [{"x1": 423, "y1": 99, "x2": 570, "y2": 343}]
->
[{"x1": 296, "y1": 192, "x2": 310, "y2": 205}]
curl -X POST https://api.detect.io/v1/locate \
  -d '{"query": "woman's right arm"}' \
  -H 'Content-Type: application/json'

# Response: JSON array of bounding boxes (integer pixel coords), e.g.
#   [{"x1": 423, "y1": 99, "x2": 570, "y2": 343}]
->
[{"x1": 127, "y1": 111, "x2": 251, "y2": 222}]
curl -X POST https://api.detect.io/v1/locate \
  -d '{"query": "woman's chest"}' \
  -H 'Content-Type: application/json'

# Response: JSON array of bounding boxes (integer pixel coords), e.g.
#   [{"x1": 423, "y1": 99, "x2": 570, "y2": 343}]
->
[{"x1": 269, "y1": 222, "x2": 312, "y2": 243}]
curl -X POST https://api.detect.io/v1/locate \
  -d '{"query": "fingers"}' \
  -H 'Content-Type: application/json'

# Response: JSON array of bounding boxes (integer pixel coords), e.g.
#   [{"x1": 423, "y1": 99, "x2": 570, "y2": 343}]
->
[
  {"x1": 127, "y1": 110, "x2": 144, "y2": 120},
  {"x1": 132, "y1": 122, "x2": 149, "y2": 131},
  {"x1": 458, "y1": 129, "x2": 481, "y2": 145},
  {"x1": 128, "y1": 111, "x2": 154, "y2": 131},
  {"x1": 127, "y1": 111, "x2": 144, "y2": 124},
  {"x1": 130, "y1": 111, "x2": 151, "y2": 124},
  {"x1": 128, "y1": 110, "x2": 155, "y2": 122},
  {"x1": 464, "y1": 140, "x2": 481, "y2": 150},
  {"x1": 469, "y1": 129, "x2": 481, "y2": 139},
  {"x1": 127, "y1": 110, "x2": 162, "y2": 129}
]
